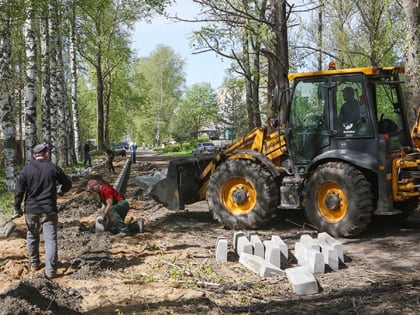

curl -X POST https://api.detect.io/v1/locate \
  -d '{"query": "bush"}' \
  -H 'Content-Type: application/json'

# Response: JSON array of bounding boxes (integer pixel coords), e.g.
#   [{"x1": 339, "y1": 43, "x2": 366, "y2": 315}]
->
[{"x1": 166, "y1": 145, "x2": 180, "y2": 153}]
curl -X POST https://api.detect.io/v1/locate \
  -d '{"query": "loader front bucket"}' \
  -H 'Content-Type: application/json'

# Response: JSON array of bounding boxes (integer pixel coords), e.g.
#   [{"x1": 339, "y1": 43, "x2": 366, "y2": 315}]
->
[{"x1": 149, "y1": 157, "x2": 213, "y2": 210}]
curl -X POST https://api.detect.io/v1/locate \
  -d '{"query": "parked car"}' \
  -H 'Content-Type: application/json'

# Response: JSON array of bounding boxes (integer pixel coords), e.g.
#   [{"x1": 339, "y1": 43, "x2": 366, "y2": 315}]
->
[
  {"x1": 192, "y1": 142, "x2": 216, "y2": 157},
  {"x1": 111, "y1": 142, "x2": 128, "y2": 157}
]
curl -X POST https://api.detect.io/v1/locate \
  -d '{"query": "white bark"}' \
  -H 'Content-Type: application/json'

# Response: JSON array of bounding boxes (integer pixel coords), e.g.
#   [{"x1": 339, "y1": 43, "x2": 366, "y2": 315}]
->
[
  {"x1": 24, "y1": 4, "x2": 38, "y2": 164},
  {"x1": 70, "y1": 1, "x2": 81, "y2": 162},
  {"x1": 49, "y1": 0, "x2": 58, "y2": 164},
  {"x1": 0, "y1": 14, "x2": 17, "y2": 190},
  {"x1": 41, "y1": 0, "x2": 51, "y2": 145}
]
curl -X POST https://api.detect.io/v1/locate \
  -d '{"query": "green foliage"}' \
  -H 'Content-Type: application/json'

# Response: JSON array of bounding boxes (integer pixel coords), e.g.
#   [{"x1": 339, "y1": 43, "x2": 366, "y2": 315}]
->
[
  {"x1": 78, "y1": 75, "x2": 98, "y2": 141},
  {"x1": 132, "y1": 45, "x2": 186, "y2": 145},
  {"x1": 0, "y1": 169, "x2": 14, "y2": 213},
  {"x1": 164, "y1": 144, "x2": 180, "y2": 153},
  {"x1": 171, "y1": 83, "x2": 219, "y2": 142},
  {"x1": 0, "y1": 191, "x2": 14, "y2": 214},
  {"x1": 218, "y1": 77, "x2": 249, "y2": 140},
  {"x1": 294, "y1": 0, "x2": 405, "y2": 69}
]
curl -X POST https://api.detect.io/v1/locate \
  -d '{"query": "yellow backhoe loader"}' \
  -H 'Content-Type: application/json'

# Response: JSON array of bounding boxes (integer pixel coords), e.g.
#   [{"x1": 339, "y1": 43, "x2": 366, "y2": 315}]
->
[{"x1": 150, "y1": 66, "x2": 420, "y2": 237}]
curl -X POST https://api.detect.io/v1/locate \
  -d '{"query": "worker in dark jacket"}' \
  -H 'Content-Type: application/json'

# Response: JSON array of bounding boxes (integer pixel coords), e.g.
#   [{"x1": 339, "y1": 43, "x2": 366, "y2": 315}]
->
[{"x1": 14, "y1": 143, "x2": 72, "y2": 278}]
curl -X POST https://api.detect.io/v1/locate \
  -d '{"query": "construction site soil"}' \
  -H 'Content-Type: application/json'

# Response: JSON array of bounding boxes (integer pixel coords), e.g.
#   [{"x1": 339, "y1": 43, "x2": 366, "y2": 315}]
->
[{"x1": 0, "y1": 152, "x2": 419, "y2": 314}]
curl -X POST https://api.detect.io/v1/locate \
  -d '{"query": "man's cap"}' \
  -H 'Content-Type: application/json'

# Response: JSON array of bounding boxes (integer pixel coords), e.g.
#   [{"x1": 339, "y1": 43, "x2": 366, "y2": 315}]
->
[
  {"x1": 342, "y1": 86, "x2": 354, "y2": 93},
  {"x1": 33, "y1": 143, "x2": 49, "y2": 154},
  {"x1": 86, "y1": 179, "x2": 98, "y2": 192}
]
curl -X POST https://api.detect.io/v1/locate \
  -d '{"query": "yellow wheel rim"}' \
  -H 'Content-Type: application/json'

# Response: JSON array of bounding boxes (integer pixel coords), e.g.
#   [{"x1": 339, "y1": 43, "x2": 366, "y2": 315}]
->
[
  {"x1": 317, "y1": 181, "x2": 347, "y2": 222},
  {"x1": 220, "y1": 177, "x2": 257, "y2": 215}
]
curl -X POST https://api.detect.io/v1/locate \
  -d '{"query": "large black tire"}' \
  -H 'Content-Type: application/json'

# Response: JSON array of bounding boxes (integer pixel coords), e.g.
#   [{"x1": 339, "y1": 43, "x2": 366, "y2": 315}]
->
[
  {"x1": 207, "y1": 159, "x2": 279, "y2": 229},
  {"x1": 304, "y1": 162, "x2": 374, "y2": 237}
]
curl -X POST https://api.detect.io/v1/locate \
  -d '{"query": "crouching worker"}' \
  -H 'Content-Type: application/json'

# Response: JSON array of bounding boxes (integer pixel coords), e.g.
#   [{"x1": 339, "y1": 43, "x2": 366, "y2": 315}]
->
[{"x1": 86, "y1": 179, "x2": 141, "y2": 237}]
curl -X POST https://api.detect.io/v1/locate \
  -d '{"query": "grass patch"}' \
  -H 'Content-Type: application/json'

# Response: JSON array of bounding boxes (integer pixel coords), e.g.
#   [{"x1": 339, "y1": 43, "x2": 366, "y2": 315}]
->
[
  {"x1": 0, "y1": 168, "x2": 15, "y2": 216},
  {"x1": 163, "y1": 151, "x2": 192, "y2": 157}
]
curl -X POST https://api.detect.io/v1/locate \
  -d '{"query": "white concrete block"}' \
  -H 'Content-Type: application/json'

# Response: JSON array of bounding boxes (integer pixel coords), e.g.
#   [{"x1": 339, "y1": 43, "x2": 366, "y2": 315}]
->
[
  {"x1": 300, "y1": 234, "x2": 321, "y2": 251},
  {"x1": 264, "y1": 240, "x2": 281, "y2": 268},
  {"x1": 271, "y1": 235, "x2": 289, "y2": 267},
  {"x1": 295, "y1": 241, "x2": 325, "y2": 274},
  {"x1": 317, "y1": 232, "x2": 344, "y2": 262},
  {"x1": 319, "y1": 242, "x2": 339, "y2": 271},
  {"x1": 233, "y1": 231, "x2": 246, "y2": 250},
  {"x1": 236, "y1": 235, "x2": 253, "y2": 256},
  {"x1": 239, "y1": 253, "x2": 285, "y2": 277},
  {"x1": 215, "y1": 237, "x2": 228, "y2": 262},
  {"x1": 249, "y1": 233, "x2": 265, "y2": 258},
  {"x1": 286, "y1": 266, "x2": 318, "y2": 294}
]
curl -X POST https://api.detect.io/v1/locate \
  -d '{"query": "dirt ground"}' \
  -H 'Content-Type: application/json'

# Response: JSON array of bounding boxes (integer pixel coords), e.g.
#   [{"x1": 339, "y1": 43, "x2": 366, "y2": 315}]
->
[{"x1": 0, "y1": 152, "x2": 419, "y2": 315}]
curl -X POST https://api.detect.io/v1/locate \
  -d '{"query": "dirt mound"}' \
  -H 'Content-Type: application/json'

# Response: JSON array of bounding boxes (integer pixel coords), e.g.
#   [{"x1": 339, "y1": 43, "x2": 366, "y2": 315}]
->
[{"x1": 0, "y1": 274, "x2": 82, "y2": 315}]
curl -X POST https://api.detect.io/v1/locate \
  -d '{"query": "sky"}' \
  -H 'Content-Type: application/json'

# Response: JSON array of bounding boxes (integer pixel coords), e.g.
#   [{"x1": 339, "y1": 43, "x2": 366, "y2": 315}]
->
[{"x1": 131, "y1": 1, "x2": 228, "y2": 89}]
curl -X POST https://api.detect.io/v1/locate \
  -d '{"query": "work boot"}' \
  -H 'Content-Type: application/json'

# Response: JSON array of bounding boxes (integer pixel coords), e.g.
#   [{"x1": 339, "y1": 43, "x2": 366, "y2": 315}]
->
[
  {"x1": 30, "y1": 264, "x2": 40, "y2": 272},
  {"x1": 45, "y1": 272, "x2": 58, "y2": 279}
]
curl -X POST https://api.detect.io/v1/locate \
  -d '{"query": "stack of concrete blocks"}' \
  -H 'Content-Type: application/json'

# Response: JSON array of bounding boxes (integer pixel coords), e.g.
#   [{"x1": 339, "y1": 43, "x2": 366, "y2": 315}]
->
[
  {"x1": 286, "y1": 232, "x2": 344, "y2": 294},
  {"x1": 235, "y1": 231, "x2": 286, "y2": 277},
  {"x1": 214, "y1": 231, "x2": 344, "y2": 295}
]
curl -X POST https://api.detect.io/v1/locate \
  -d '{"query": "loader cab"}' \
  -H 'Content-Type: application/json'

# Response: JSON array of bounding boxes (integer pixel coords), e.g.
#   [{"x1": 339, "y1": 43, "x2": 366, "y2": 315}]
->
[{"x1": 285, "y1": 67, "x2": 411, "y2": 172}]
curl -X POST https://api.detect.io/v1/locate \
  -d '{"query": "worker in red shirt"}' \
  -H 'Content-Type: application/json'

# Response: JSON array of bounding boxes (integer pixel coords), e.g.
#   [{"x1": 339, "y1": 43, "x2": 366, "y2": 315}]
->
[{"x1": 86, "y1": 179, "x2": 132, "y2": 237}]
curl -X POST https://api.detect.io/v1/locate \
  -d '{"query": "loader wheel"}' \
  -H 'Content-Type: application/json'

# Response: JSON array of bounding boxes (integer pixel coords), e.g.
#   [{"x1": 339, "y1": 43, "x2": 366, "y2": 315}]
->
[
  {"x1": 304, "y1": 162, "x2": 374, "y2": 237},
  {"x1": 207, "y1": 159, "x2": 279, "y2": 229}
]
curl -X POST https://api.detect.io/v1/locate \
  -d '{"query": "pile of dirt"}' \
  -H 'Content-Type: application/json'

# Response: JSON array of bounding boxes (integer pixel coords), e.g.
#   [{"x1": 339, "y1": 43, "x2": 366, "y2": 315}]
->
[{"x1": 0, "y1": 274, "x2": 83, "y2": 314}]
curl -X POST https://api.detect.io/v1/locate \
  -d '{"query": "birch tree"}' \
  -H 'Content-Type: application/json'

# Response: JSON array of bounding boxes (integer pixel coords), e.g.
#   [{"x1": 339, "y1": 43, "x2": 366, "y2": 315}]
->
[
  {"x1": 0, "y1": 1, "x2": 17, "y2": 190},
  {"x1": 40, "y1": 0, "x2": 51, "y2": 147},
  {"x1": 23, "y1": 0, "x2": 38, "y2": 163},
  {"x1": 134, "y1": 45, "x2": 185, "y2": 145},
  {"x1": 77, "y1": 0, "x2": 168, "y2": 150},
  {"x1": 54, "y1": 0, "x2": 73, "y2": 167},
  {"x1": 69, "y1": 0, "x2": 81, "y2": 162},
  {"x1": 49, "y1": 0, "x2": 59, "y2": 163}
]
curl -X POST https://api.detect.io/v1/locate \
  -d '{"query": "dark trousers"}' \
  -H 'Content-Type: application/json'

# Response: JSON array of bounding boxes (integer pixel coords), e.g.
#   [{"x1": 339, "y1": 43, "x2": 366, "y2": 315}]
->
[
  {"x1": 84, "y1": 152, "x2": 92, "y2": 166},
  {"x1": 108, "y1": 200, "x2": 129, "y2": 234},
  {"x1": 25, "y1": 212, "x2": 58, "y2": 277},
  {"x1": 107, "y1": 158, "x2": 115, "y2": 173}
]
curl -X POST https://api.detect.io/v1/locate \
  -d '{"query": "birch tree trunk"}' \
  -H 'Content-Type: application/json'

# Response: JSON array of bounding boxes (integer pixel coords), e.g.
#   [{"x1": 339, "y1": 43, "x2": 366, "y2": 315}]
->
[
  {"x1": 0, "y1": 9, "x2": 17, "y2": 190},
  {"x1": 49, "y1": 0, "x2": 58, "y2": 164},
  {"x1": 41, "y1": 0, "x2": 51, "y2": 145},
  {"x1": 70, "y1": 0, "x2": 81, "y2": 162},
  {"x1": 54, "y1": 0, "x2": 70, "y2": 167},
  {"x1": 402, "y1": 0, "x2": 420, "y2": 127},
  {"x1": 24, "y1": 2, "x2": 38, "y2": 163}
]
